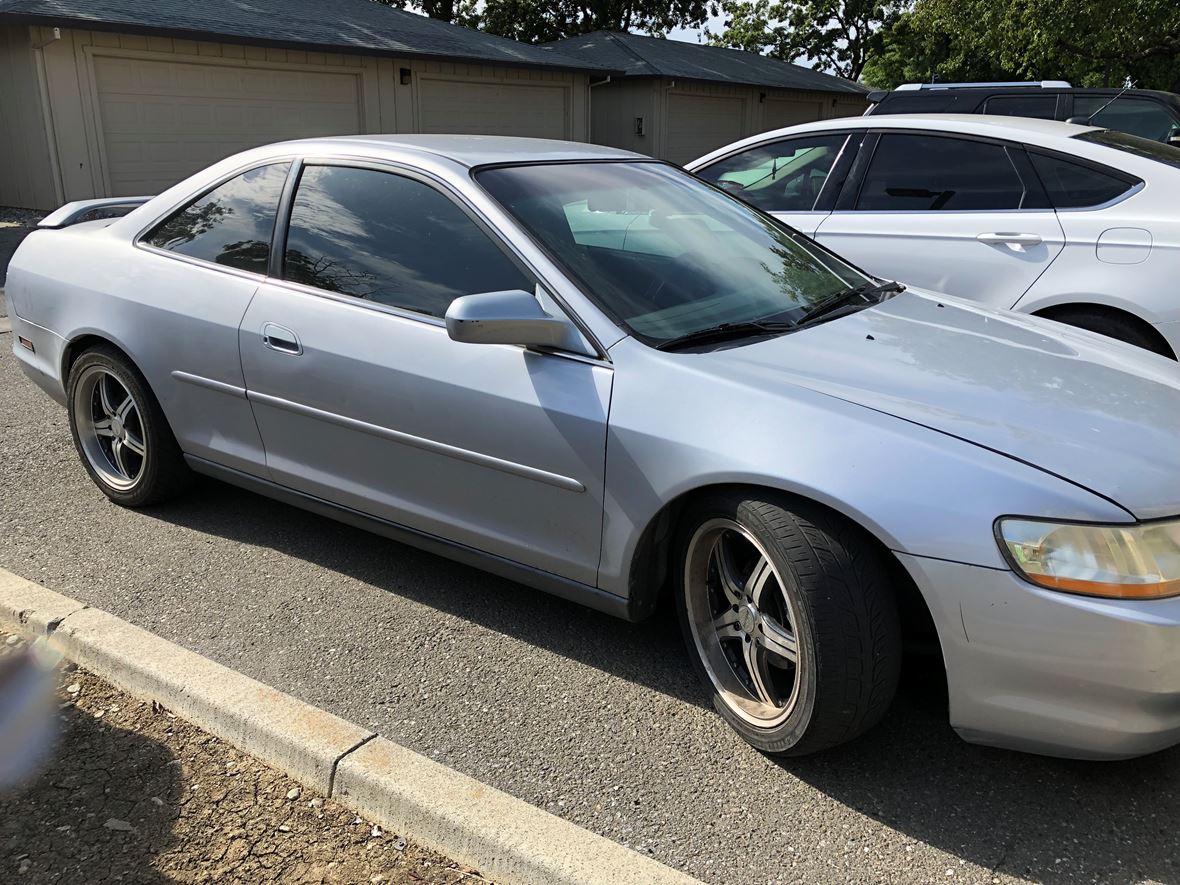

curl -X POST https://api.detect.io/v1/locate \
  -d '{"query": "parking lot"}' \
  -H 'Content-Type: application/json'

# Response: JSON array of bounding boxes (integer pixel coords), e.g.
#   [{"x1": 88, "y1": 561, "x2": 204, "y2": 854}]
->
[{"x1": 2, "y1": 340, "x2": 1179, "y2": 884}]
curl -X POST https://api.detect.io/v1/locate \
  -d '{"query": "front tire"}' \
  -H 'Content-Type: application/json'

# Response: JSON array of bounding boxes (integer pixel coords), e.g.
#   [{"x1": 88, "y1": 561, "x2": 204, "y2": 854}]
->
[
  {"x1": 675, "y1": 490, "x2": 901, "y2": 755},
  {"x1": 66, "y1": 345, "x2": 191, "y2": 507}
]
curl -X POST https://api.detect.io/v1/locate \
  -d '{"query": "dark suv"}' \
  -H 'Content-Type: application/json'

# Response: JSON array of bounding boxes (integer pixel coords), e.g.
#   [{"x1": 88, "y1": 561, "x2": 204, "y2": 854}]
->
[{"x1": 866, "y1": 81, "x2": 1180, "y2": 145}]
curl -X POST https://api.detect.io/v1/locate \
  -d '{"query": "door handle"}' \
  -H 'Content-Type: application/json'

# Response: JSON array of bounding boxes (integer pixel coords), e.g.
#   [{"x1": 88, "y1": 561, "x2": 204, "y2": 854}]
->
[
  {"x1": 261, "y1": 322, "x2": 302, "y2": 355},
  {"x1": 977, "y1": 232, "x2": 1043, "y2": 247}
]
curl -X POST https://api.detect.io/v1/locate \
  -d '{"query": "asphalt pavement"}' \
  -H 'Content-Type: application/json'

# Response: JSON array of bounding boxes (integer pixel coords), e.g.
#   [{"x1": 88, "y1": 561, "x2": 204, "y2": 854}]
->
[{"x1": 2, "y1": 342, "x2": 1178, "y2": 885}]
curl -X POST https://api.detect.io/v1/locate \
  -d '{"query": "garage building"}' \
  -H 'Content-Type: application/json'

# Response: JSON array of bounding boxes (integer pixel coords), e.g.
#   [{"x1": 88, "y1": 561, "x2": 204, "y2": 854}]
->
[
  {"x1": 545, "y1": 31, "x2": 869, "y2": 164},
  {"x1": 0, "y1": 0, "x2": 609, "y2": 209}
]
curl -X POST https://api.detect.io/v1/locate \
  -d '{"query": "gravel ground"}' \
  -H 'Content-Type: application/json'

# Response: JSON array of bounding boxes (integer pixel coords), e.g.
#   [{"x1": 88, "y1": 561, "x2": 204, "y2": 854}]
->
[
  {"x1": 2, "y1": 342, "x2": 1180, "y2": 884},
  {"x1": 0, "y1": 207, "x2": 44, "y2": 227},
  {"x1": 0, "y1": 630, "x2": 485, "y2": 884}
]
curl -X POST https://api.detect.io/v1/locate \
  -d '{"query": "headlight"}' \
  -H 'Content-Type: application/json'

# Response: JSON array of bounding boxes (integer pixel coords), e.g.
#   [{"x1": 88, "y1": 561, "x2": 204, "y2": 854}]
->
[{"x1": 997, "y1": 518, "x2": 1180, "y2": 599}]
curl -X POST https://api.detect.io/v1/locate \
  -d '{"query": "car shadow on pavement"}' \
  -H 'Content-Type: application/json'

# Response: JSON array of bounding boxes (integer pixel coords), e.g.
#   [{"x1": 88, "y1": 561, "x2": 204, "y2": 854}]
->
[
  {"x1": 0, "y1": 700, "x2": 181, "y2": 883},
  {"x1": 145, "y1": 478, "x2": 1180, "y2": 883},
  {"x1": 784, "y1": 660, "x2": 1180, "y2": 884},
  {"x1": 146, "y1": 477, "x2": 710, "y2": 709}
]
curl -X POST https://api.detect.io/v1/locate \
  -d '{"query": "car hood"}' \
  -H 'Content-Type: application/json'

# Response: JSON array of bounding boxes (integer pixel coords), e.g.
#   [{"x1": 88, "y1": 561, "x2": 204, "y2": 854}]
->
[{"x1": 704, "y1": 291, "x2": 1180, "y2": 520}]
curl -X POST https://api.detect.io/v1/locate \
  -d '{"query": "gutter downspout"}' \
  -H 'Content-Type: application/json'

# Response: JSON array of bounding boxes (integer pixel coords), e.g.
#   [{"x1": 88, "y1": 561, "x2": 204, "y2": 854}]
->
[
  {"x1": 30, "y1": 26, "x2": 64, "y2": 207},
  {"x1": 587, "y1": 75, "x2": 611, "y2": 144}
]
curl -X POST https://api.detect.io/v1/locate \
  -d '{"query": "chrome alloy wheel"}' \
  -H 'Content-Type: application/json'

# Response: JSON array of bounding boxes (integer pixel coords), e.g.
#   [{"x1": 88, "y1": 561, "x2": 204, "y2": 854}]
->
[
  {"x1": 685, "y1": 519, "x2": 802, "y2": 726},
  {"x1": 72, "y1": 366, "x2": 147, "y2": 491}
]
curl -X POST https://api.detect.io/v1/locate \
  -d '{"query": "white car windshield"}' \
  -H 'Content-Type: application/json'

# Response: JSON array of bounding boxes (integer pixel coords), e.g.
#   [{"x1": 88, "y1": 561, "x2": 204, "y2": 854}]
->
[{"x1": 476, "y1": 161, "x2": 869, "y2": 345}]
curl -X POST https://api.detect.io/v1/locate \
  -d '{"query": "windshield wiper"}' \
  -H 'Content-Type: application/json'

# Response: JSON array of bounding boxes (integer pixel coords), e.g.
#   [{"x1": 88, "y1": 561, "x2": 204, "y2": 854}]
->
[
  {"x1": 653, "y1": 281, "x2": 905, "y2": 352},
  {"x1": 654, "y1": 319, "x2": 796, "y2": 352},
  {"x1": 794, "y1": 280, "x2": 906, "y2": 328}
]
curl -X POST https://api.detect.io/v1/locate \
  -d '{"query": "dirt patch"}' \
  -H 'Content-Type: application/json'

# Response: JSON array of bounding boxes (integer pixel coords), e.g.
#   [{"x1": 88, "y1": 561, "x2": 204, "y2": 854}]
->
[{"x1": 0, "y1": 631, "x2": 488, "y2": 884}]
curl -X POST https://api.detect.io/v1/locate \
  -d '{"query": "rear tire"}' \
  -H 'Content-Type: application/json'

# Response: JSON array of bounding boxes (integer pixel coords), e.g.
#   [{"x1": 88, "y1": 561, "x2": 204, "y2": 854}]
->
[
  {"x1": 1047, "y1": 307, "x2": 1173, "y2": 358},
  {"x1": 66, "y1": 345, "x2": 191, "y2": 507},
  {"x1": 675, "y1": 490, "x2": 901, "y2": 755}
]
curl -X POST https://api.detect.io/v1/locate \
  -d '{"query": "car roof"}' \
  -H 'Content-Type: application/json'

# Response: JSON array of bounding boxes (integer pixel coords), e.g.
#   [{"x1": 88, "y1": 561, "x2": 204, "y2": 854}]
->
[
  {"x1": 263, "y1": 134, "x2": 647, "y2": 167},
  {"x1": 686, "y1": 113, "x2": 1105, "y2": 169},
  {"x1": 787, "y1": 113, "x2": 1098, "y2": 139}
]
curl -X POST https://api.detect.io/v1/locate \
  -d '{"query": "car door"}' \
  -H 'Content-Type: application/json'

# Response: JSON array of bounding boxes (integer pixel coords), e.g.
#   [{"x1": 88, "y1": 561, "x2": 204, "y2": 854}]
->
[
  {"x1": 237, "y1": 161, "x2": 611, "y2": 585},
  {"x1": 692, "y1": 132, "x2": 860, "y2": 236},
  {"x1": 814, "y1": 131, "x2": 1066, "y2": 308},
  {"x1": 134, "y1": 161, "x2": 292, "y2": 475}
]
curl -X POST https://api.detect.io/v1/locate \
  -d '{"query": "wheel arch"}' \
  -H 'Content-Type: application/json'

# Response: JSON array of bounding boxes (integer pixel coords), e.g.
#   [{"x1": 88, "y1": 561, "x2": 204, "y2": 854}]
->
[
  {"x1": 1029, "y1": 302, "x2": 1175, "y2": 358},
  {"x1": 626, "y1": 482, "x2": 943, "y2": 666},
  {"x1": 60, "y1": 332, "x2": 139, "y2": 383}
]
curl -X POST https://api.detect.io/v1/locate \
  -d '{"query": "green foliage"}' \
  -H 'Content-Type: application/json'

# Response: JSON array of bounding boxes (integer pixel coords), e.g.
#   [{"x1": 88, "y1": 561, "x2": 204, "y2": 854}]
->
[
  {"x1": 382, "y1": 0, "x2": 717, "y2": 41},
  {"x1": 863, "y1": 0, "x2": 1180, "y2": 90},
  {"x1": 372, "y1": 0, "x2": 460, "y2": 24},
  {"x1": 708, "y1": 0, "x2": 902, "y2": 81}
]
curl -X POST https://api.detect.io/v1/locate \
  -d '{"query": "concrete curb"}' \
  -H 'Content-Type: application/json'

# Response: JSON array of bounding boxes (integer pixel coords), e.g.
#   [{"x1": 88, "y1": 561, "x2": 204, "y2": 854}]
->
[{"x1": 0, "y1": 568, "x2": 701, "y2": 885}]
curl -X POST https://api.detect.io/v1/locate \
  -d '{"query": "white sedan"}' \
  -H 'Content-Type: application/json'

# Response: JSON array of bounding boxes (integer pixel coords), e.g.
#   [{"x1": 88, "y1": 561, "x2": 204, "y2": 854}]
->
[{"x1": 689, "y1": 114, "x2": 1180, "y2": 357}]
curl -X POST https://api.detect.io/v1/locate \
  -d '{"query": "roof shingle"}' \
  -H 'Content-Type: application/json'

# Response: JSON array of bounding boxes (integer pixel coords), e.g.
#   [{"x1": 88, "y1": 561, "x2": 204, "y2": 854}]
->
[
  {"x1": 545, "y1": 31, "x2": 867, "y2": 94},
  {"x1": 0, "y1": 0, "x2": 611, "y2": 72}
]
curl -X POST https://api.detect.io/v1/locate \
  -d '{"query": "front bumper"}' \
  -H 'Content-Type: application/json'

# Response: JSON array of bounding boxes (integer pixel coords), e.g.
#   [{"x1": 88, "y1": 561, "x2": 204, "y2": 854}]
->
[{"x1": 900, "y1": 552, "x2": 1180, "y2": 760}]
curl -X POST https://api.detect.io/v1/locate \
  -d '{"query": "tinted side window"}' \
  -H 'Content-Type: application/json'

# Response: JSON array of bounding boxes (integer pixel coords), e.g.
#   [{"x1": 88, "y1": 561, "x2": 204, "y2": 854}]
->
[
  {"x1": 283, "y1": 165, "x2": 530, "y2": 317},
  {"x1": 1029, "y1": 153, "x2": 1136, "y2": 208},
  {"x1": 874, "y1": 93, "x2": 961, "y2": 114},
  {"x1": 1074, "y1": 96, "x2": 1179, "y2": 142},
  {"x1": 695, "y1": 134, "x2": 848, "y2": 212},
  {"x1": 856, "y1": 134, "x2": 1027, "y2": 211},
  {"x1": 146, "y1": 163, "x2": 290, "y2": 273},
  {"x1": 983, "y1": 95, "x2": 1058, "y2": 120}
]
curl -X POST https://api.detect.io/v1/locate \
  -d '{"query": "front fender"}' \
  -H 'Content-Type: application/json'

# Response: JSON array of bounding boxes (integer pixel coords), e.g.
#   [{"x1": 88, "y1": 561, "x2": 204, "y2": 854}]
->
[{"x1": 597, "y1": 337, "x2": 1130, "y2": 598}]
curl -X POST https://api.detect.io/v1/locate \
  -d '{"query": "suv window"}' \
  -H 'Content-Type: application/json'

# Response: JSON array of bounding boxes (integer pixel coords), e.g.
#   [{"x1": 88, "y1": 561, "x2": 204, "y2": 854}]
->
[
  {"x1": 694, "y1": 134, "x2": 848, "y2": 212},
  {"x1": 1029, "y1": 152, "x2": 1138, "y2": 208},
  {"x1": 282, "y1": 165, "x2": 531, "y2": 317},
  {"x1": 983, "y1": 94, "x2": 1058, "y2": 119},
  {"x1": 1073, "y1": 96, "x2": 1179, "y2": 142},
  {"x1": 145, "y1": 163, "x2": 290, "y2": 273},
  {"x1": 856, "y1": 134, "x2": 1028, "y2": 211}
]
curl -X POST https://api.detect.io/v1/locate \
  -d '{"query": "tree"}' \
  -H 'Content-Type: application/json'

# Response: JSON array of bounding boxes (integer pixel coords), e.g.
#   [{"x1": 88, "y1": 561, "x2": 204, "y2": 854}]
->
[
  {"x1": 862, "y1": 0, "x2": 1180, "y2": 91},
  {"x1": 860, "y1": 8, "x2": 1014, "y2": 87},
  {"x1": 376, "y1": 0, "x2": 716, "y2": 41},
  {"x1": 373, "y1": 0, "x2": 461, "y2": 24},
  {"x1": 452, "y1": 0, "x2": 717, "y2": 43},
  {"x1": 708, "y1": 0, "x2": 902, "y2": 81}
]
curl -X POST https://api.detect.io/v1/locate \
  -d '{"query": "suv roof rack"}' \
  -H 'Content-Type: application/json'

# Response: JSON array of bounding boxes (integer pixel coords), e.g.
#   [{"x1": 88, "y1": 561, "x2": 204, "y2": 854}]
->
[{"x1": 893, "y1": 80, "x2": 1072, "y2": 91}]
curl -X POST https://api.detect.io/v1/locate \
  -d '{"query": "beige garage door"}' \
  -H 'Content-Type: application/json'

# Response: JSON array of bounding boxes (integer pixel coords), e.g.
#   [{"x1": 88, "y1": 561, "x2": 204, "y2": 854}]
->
[
  {"x1": 764, "y1": 97, "x2": 824, "y2": 130},
  {"x1": 418, "y1": 79, "x2": 568, "y2": 138},
  {"x1": 665, "y1": 94, "x2": 746, "y2": 164},
  {"x1": 93, "y1": 55, "x2": 363, "y2": 195},
  {"x1": 831, "y1": 98, "x2": 869, "y2": 119}
]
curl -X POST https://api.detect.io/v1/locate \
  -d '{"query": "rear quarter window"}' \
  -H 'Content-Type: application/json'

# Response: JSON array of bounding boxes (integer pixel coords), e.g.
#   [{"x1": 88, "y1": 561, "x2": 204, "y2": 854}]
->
[
  {"x1": 144, "y1": 163, "x2": 290, "y2": 273},
  {"x1": 1028, "y1": 152, "x2": 1140, "y2": 208}
]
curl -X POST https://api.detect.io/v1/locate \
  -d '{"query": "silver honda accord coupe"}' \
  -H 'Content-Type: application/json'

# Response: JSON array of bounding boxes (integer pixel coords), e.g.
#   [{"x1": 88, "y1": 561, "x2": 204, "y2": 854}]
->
[{"x1": 8, "y1": 136, "x2": 1180, "y2": 759}]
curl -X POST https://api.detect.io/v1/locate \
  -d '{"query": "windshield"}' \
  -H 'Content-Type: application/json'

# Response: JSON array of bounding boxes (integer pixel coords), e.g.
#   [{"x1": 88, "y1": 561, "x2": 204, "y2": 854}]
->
[
  {"x1": 475, "y1": 162, "x2": 868, "y2": 345},
  {"x1": 1075, "y1": 129, "x2": 1180, "y2": 171}
]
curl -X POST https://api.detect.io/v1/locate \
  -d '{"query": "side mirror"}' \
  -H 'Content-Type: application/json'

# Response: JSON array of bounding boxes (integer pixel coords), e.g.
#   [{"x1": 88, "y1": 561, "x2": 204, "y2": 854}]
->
[
  {"x1": 1169, "y1": 134, "x2": 1180, "y2": 148},
  {"x1": 445, "y1": 289, "x2": 574, "y2": 349}
]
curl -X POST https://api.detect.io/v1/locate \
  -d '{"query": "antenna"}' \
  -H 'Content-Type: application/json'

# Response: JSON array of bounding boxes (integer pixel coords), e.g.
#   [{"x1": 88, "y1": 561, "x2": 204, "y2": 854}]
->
[{"x1": 1084, "y1": 83, "x2": 1133, "y2": 124}]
